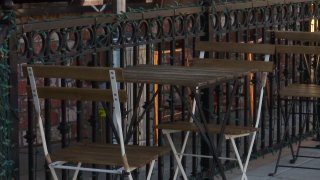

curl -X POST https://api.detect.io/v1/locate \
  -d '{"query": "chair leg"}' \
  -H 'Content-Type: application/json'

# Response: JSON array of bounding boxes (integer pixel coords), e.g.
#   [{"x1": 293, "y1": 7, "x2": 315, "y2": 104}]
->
[
  {"x1": 72, "y1": 162, "x2": 82, "y2": 180},
  {"x1": 128, "y1": 173, "x2": 133, "y2": 180},
  {"x1": 229, "y1": 137, "x2": 248, "y2": 180},
  {"x1": 165, "y1": 132, "x2": 188, "y2": 180},
  {"x1": 269, "y1": 111, "x2": 291, "y2": 176},
  {"x1": 48, "y1": 164, "x2": 59, "y2": 180},
  {"x1": 146, "y1": 160, "x2": 156, "y2": 180},
  {"x1": 291, "y1": 100, "x2": 310, "y2": 163},
  {"x1": 173, "y1": 131, "x2": 191, "y2": 180},
  {"x1": 240, "y1": 131, "x2": 259, "y2": 180}
]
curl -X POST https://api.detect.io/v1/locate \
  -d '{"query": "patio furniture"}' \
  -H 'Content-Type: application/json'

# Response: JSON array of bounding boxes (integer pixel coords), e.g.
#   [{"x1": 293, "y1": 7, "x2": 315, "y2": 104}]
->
[
  {"x1": 123, "y1": 64, "x2": 251, "y2": 179},
  {"x1": 23, "y1": 65, "x2": 170, "y2": 180},
  {"x1": 157, "y1": 42, "x2": 274, "y2": 180},
  {"x1": 269, "y1": 31, "x2": 320, "y2": 175}
]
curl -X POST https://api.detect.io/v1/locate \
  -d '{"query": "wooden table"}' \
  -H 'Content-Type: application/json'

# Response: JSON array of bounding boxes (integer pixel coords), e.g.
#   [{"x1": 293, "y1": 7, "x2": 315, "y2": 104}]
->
[
  {"x1": 122, "y1": 64, "x2": 252, "y2": 179},
  {"x1": 123, "y1": 64, "x2": 250, "y2": 87}
]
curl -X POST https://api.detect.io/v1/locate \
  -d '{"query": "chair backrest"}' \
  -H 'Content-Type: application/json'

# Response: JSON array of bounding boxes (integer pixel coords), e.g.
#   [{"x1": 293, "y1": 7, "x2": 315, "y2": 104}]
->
[
  {"x1": 22, "y1": 65, "x2": 127, "y2": 166},
  {"x1": 193, "y1": 41, "x2": 275, "y2": 128},
  {"x1": 271, "y1": 31, "x2": 320, "y2": 42},
  {"x1": 271, "y1": 31, "x2": 320, "y2": 84},
  {"x1": 194, "y1": 42, "x2": 274, "y2": 72}
]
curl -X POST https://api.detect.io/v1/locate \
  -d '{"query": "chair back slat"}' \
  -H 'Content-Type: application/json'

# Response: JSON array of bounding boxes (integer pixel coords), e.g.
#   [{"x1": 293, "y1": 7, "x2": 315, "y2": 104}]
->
[
  {"x1": 276, "y1": 45, "x2": 320, "y2": 55},
  {"x1": 194, "y1": 41, "x2": 273, "y2": 130},
  {"x1": 22, "y1": 65, "x2": 124, "y2": 82},
  {"x1": 27, "y1": 87, "x2": 127, "y2": 102},
  {"x1": 195, "y1": 41, "x2": 275, "y2": 54},
  {"x1": 272, "y1": 31, "x2": 320, "y2": 42},
  {"x1": 24, "y1": 65, "x2": 126, "y2": 103},
  {"x1": 192, "y1": 58, "x2": 274, "y2": 72}
]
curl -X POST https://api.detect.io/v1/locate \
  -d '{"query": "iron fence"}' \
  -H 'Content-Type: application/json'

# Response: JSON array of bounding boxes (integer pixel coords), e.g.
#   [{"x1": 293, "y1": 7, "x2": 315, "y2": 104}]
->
[{"x1": 0, "y1": 0, "x2": 319, "y2": 179}]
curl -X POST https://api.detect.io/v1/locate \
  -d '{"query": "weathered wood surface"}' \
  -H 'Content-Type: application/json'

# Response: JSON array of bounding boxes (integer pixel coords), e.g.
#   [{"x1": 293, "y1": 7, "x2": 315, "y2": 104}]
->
[
  {"x1": 280, "y1": 84, "x2": 320, "y2": 98},
  {"x1": 52, "y1": 143, "x2": 170, "y2": 168},
  {"x1": 276, "y1": 45, "x2": 320, "y2": 55},
  {"x1": 195, "y1": 42, "x2": 276, "y2": 54},
  {"x1": 123, "y1": 65, "x2": 250, "y2": 88},
  {"x1": 272, "y1": 31, "x2": 320, "y2": 42},
  {"x1": 192, "y1": 59, "x2": 273, "y2": 72},
  {"x1": 157, "y1": 121, "x2": 258, "y2": 135},
  {"x1": 22, "y1": 65, "x2": 124, "y2": 82}
]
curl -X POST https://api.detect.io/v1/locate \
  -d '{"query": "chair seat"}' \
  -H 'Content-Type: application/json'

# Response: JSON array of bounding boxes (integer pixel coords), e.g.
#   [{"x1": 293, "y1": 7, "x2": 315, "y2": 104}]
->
[
  {"x1": 51, "y1": 143, "x2": 170, "y2": 168},
  {"x1": 279, "y1": 84, "x2": 320, "y2": 98},
  {"x1": 158, "y1": 121, "x2": 258, "y2": 135}
]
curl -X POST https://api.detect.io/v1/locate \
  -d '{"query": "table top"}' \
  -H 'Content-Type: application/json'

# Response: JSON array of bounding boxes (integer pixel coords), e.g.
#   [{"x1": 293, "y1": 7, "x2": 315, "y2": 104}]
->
[
  {"x1": 280, "y1": 84, "x2": 320, "y2": 98},
  {"x1": 123, "y1": 65, "x2": 251, "y2": 88}
]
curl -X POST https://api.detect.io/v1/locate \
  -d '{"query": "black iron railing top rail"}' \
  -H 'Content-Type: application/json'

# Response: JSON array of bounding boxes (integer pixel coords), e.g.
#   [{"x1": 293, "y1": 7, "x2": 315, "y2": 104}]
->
[{"x1": 13, "y1": 0, "x2": 316, "y2": 64}]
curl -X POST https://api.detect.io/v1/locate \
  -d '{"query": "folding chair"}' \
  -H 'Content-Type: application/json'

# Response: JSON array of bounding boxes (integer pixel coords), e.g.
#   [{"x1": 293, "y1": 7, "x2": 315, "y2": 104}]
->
[
  {"x1": 23, "y1": 65, "x2": 170, "y2": 180},
  {"x1": 269, "y1": 31, "x2": 320, "y2": 175},
  {"x1": 158, "y1": 42, "x2": 275, "y2": 180}
]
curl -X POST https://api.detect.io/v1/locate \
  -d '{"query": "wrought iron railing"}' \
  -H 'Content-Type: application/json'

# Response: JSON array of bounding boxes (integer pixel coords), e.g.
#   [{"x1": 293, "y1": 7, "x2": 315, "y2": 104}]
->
[{"x1": 0, "y1": 0, "x2": 319, "y2": 179}]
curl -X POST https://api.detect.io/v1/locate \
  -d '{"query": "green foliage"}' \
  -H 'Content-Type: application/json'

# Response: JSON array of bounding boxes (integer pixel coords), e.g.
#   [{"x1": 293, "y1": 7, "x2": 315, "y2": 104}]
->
[{"x1": 0, "y1": 9, "x2": 16, "y2": 179}]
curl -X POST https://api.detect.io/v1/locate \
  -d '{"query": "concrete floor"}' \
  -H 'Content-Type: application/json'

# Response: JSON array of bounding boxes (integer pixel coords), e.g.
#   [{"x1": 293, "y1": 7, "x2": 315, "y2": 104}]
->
[
  {"x1": 226, "y1": 139, "x2": 320, "y2": 180},
  {"x1": 19, "y1": 138, "x2": 320, "y2": 179}
]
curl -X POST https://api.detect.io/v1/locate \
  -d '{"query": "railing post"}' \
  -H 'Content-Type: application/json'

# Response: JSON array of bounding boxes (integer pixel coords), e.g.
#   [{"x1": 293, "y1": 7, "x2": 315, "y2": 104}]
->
[{"x1": 199, "y1": 1, "x2": 215, "y2": 179}]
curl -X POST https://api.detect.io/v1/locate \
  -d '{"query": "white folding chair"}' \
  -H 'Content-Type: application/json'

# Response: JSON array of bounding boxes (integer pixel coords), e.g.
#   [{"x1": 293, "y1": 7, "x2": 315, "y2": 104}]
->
[
  {"x1": 158, "y1": 42, "x2": 274, "y2": 180},
  {"x1": 24, "y1": 65, "x2": 170, "y2": 180}
]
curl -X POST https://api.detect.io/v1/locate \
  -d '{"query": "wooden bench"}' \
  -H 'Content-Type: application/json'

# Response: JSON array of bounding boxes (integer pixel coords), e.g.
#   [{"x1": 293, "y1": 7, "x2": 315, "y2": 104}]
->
[
  {"x1": 158, "y1": 41, "x2": 275, "y2": 180},
  {"x1": 23, "y1": 65, "x2": 170, "y2": 180},
  {"x1": 269, "y1": 31, "x2": 320, "y2": 176}
]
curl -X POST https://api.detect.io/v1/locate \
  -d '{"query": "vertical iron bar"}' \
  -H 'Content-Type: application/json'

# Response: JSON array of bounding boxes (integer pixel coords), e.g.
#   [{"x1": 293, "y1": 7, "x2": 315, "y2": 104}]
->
[
  {"x1": 43, "y1": 27, "x2": 52, "y2": 180},
  {"x1": 120, "y1": 46, "x2": 125, "y2": 180},
  {"x1": 169, "y1": 32, "x2": 175, "y2": 179},
  {"x1": 225, "y1": 32, "x2": 231, "y2": 162},
  {"x1": 243, "y1": 30, "x2": 249, "y2": 154},
  {"x1": 157, "y1": 41, "x2": 164, "y2": 180},
  {"x1": 44, "y1": 81, "x2": 51, "y2": 180},
  {"x1": 105, "y1": 48, "x2": 113, "y2": 180},
  {"x1": 191, "y1": 37, "x2": 197, "y2": 176},
  {"x1": 76, "y1": 57, "x2": 83, "y2": 143},
  {"x1": 268, "y1": 30, "x2": 274, "y2": 147},
  {"x1": 275, "y1": 33, "x2": 281, "y2": 143},
  {"x1": 91, "y1": 52, "x2": 98, "y2": 180},
  {"x1": 145, "y1": 43, "x2": 151, "y2": 178},
  {"x1": 132, "y1": 45, "x2": 139, "y2": 179},
  {"x1": 181, "y1": 35, "x2": 187, "y2": 177},
  {"x1": 60, "y1": 82, "x2": 67, "y2": 180},
  {"x1": 200, "y1": 5, "x2": 214, "y2": 177},
  {"x1": 26, "y1": 31, "x2": 35, "y2": 180},
  {"x1": 60, "y1": 29, "x2": 68, "y2": 180}
]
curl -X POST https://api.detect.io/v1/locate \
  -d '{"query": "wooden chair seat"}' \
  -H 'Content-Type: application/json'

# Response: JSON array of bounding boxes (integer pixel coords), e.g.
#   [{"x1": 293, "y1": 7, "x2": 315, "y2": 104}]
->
[
  {"x1": 52, "y1": 143, "x2": 170, "y2": 168},
  {"x1": 279, "y1": 84, "x2": 320, "y2": 98},
  {"x1": 158, "y1": 121, "x2": 258, "y2": 135}
]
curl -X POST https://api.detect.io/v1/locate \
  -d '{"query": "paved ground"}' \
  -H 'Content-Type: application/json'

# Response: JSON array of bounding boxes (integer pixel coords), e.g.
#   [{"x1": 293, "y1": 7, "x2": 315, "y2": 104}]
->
[
  {"x1": 226, "y1": 139, "x2": 320, "y2": 180},
  {"x1": 20, "y1": 139, "x2": 320, "y2": 179}
]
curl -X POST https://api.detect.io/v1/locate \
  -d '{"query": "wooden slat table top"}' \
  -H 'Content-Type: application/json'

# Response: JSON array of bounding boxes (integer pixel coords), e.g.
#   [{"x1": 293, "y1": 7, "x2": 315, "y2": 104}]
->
[
  {"x1": 123, "y1": 65, "x2": 251, "y2": 87},
  {"x1": 280, "y1": 84, "x2": 320, "y2": 98},
  {"x1": 51, "y1": 143, "x2": 170, "y2": 168}
]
